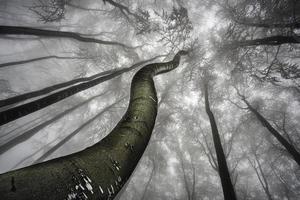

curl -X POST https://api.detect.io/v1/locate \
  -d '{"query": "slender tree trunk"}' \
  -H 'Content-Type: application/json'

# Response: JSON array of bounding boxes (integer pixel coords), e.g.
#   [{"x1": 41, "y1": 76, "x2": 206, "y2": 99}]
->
[
  {"x1": 67, "y1": 3, "x2": 106, "y2": 12},
  {"x1": 0, "y1": 57, "x2": 161, "y2": 126},
  {"x1": 204, "y1": 83, "x2": 237, "y2": 200},
  {"x1": 103, "y1": 0, "x2": 133, "y2": 15},
  {"x1": 0, "y1": 51, "x2": 187, "y2": 200},
  {"x1": 140, "y1": 158, "x2": 155, "y2": 200},
  {"x1": 0, "y1": 55, "x2": 91, "y2": 69},
  {"x1": 229, "y1": 35, "x2": 300, "y2": 47},
  {"x1": 0, "y1": 56, "x2": 161, "y2": 109},
  {"x1": 242, "y1": 98, "x2": 300, "y2": 166},
  {"x1": 0, "y1": 91, "x2": 108, "y2": 155},
  {"x1": 0, "y1": 26, "x2": 133, "y2": 49},
  {"x1": 33, "y1": 98, "x2": 123, "y2": 164},
  {"x1": 234, "y1": 20, "x2": 300, "y2": 29},
  {"x1": 247, "y1": 155, "x2": 273, "y2": 200}
]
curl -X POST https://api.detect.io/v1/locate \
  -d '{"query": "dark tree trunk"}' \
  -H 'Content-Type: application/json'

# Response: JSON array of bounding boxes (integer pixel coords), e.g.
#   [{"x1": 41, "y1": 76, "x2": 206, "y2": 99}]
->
[
  {"x1": 0, "y1": 57, "x2": 161, "y2": 126},
  {"x1": 235, "y1": 20, "x2": 300, "y2": 29},
  {"x1": 204, "y1": 83, "x2": 237, "y2": 200},
  {"x1": 0, "y1": 51, "x2": 187, "y2": 200},
  {"x1": 0, "y1": 55, "x2": 90, "y2": 69},
  {"x1": 0, "y1": 56, "x2": 161, "y2": 109},
  {"x1": 229, "y1": 35, "x2": 300, "y2": 47},
  {"x1": 242, "y1": 98, "x2": 300, "y2": 166},
  {"x1": 33, "y1": 99, "x2": 123, "y2": 164},
  {"x1": 0, "y1": 26, "x2": 132, "y2": 49},
  {"x1": 0, "y1": 91, "x2": 108, "y2": 155}
]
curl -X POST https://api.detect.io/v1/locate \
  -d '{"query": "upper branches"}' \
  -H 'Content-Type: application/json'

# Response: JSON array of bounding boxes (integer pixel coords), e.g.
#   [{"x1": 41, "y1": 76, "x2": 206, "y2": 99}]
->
[
  {"x1": 0, "y1": 26, "x2": 135, "y2": 49},
  {"x1": 155, "y1": 6, "x2": 193, "y2": 52}
]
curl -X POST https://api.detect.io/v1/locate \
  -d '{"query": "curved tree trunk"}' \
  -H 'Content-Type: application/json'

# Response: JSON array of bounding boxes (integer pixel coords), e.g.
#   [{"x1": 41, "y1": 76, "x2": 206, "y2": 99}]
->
[
  {"x1": 0, "y1": 51, "x2": 187, "y2": 200},
  {"x1": 0, "y1": 57, "x2": 161, "y2": 126},
  {"x1": 0, "y1": 26, "x2": 133, "y2": 49},
  {"x1": 204, "y1": 83, "x2": 237, "y2": 200},
  {"x1": 0, "y1": 56, "x2": 161, "y2": 109}
]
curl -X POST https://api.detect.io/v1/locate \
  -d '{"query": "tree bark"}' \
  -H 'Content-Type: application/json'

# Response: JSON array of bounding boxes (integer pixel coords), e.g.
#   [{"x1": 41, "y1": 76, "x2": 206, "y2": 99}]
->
[
  {"x1": 0, "y1": 56, "x2": 161, "y2": 109},
  {"x1": 0, "y1": 26, "x2": 133, "y2": 49},
  {"x1": 204, "y1": 83, "x2": 237, "y2": 200},
  {"x1": 0, "y1": 57, "x2": 161, "y2": 126},
  {"x1": 0, "y1": 51, "x2": 187, "y2": 200},
  {"x1": 242, "y1": 98, "x2": 300, "y2": 166}
]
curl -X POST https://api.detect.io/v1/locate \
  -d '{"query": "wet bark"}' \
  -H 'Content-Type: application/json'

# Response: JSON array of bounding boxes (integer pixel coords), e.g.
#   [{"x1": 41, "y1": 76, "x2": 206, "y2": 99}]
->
[
  {"x1": 0, "y1": 57, "x2": 161, "y2": 126},
  {"x1": 0, "y1": 26, "x2": 132, "y2": 49},
  {"x1": 204, "y1": 83, "x2": 237, "y2": 200},
  {"x1": 0, "y1": 51, "x2": 187, "y2": 200}
]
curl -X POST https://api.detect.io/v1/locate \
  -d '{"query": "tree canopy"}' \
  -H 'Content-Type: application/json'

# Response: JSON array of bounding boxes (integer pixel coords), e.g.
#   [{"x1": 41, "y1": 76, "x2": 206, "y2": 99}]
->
[{"x1": 0, "y1": 0, "x2": 299, "y2": 199}]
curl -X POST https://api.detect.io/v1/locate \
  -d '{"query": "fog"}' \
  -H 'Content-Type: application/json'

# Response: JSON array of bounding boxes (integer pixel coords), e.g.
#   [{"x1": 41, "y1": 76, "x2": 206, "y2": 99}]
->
[{"x1": 0, "y1": 0, "x2": 299, "y2": 199}]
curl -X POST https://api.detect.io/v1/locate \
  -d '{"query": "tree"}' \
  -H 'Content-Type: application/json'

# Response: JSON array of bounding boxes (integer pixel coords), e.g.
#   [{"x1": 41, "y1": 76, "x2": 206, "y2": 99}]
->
[
  {"x1": 0, "y1": 51, "x2": 187, "y2": 200},
  {"x1": 1, "y1": 0, "x2": 300, "y2": 199},
  {"x1": 235, "y1": 89, "x2": 300, "y2": 166},
  {"x1": 0, "y1": 57, "x2": 161, "y2": 126},
  {"x1": 203, "y1": 80, "x2": 237, "y2": 200},
  {"x1": 216, "y1": 0, "x2": 300, "y2": 91},
  {"x1": 0, "y1": 26, "x2": 134, "y2": 49},
  {"x1": 247, "y1": 138, "x2": 274, "y2": 200}
]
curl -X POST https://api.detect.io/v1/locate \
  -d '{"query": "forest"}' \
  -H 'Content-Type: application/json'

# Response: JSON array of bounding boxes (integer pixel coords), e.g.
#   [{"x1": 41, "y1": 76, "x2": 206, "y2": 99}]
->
[{"x1": 0, "y1": 0, "x2": 299, "y2": 199}]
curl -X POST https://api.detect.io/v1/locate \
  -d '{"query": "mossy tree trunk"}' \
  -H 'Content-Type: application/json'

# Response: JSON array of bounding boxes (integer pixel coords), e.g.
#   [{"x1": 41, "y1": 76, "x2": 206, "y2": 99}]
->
[{"x1": 0, "y1": 51, "x2": 187, "y2": 200}]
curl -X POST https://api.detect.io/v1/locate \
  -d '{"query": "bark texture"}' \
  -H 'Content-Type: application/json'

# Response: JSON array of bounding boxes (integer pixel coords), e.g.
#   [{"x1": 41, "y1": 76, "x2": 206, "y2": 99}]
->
[
  {"x1": 204, "y1": 83, "x2": 237, "y2": 200},
  {"x1": 0, "y1": 51, "x2": 187, "y2": 200}
]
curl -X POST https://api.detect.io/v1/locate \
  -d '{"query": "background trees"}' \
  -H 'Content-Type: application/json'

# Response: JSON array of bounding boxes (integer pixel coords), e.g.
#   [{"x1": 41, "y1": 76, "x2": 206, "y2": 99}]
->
[{"x1": 0, "y1": 0, "x2": 299, "y2": 199}]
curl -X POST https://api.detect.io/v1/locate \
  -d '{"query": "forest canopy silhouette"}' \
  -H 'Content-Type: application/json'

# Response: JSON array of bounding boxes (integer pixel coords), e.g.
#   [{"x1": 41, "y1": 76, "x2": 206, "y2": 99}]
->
[{"x1": 0, "y1": 0, "x2": 299, "y2": 199}]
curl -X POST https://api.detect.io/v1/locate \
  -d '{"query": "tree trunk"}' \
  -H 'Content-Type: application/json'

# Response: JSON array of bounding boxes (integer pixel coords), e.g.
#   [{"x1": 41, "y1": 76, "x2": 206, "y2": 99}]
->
[
  {"x1": 234, "y1": 20, "x2": 300, "y2": 29},
  {"x1": 0, "y1": 51, "x2": 187, "y2": 200},
  {"x1": 204, "y1": 83, "x2": 237, "y2": 200},
  {"x1": 0, "y1": 57, "x2": 161, "y2": 126},
  {"x1": 0, "y1": 91, "x2": 108, "y2": 155},
  {"x1": 0, "y1": 56, "x2": 161, "y2": 109},
  {"x1": 242, "y1": 98, "x2": 300, "y2": 166},
  {"x1": 0, "y1": 55, "x2": 90, "y2": 69},
  {"x1": 33, "y1": 99, "x2": 123, "y2": 164},
  {"x1": 0, "y1": 26, "x2": 133, "y2": 49},
  {"x1": 229, "y1": 35, "x2": 300, "y2": 47}
]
